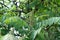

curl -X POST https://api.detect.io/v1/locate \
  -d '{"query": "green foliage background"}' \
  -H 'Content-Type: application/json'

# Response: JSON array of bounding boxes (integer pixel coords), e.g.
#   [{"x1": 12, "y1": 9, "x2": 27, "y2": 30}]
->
[{"x1": 0, "y1": 0, "x2": 60, "y2": 40}]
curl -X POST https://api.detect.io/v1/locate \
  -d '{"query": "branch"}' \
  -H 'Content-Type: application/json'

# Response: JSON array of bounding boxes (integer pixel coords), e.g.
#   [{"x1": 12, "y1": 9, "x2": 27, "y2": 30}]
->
[{"x1": 0, "y1": 2, "x2": 9, "y2": 8}]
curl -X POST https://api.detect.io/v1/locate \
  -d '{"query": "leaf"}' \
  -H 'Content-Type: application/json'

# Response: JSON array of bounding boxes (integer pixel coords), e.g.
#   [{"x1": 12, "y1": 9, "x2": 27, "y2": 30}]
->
[
  {"x1": 37, "y1": 17, "x2": 60, "y2": 29},
  {"x1": 29, "y1": 27, "x2": 42, "y2": 40},
  {"x1": 3, "y1": 16, "x2": 28, "y2": 30}
]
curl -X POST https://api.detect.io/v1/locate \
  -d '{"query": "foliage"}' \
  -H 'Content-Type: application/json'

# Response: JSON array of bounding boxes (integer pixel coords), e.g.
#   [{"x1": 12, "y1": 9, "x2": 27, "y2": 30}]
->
[{"x1": 0, "y1": 0, "x2": 60, "y2": 40}]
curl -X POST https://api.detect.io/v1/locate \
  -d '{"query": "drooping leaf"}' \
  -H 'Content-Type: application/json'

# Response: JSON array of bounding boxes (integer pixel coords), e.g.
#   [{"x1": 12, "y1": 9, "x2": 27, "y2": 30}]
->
[{"x1": 3, "y1": 16, "x2": 28, "y2": 30}]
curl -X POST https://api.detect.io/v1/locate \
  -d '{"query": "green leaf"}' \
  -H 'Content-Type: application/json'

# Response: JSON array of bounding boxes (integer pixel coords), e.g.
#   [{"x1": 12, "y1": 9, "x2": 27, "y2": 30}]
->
[
  {"x1": 29, "y1": 27, "x2": 42, "y2": 40},
  {"x1": 3, "y1": 16, "x2": 28, "y2": 30}
]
